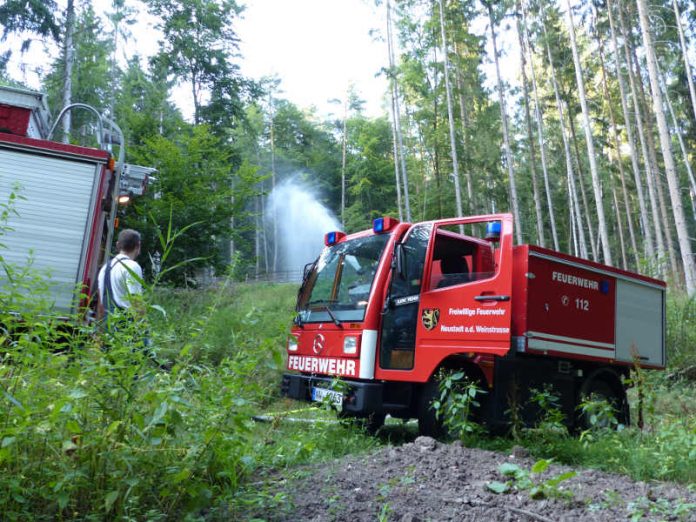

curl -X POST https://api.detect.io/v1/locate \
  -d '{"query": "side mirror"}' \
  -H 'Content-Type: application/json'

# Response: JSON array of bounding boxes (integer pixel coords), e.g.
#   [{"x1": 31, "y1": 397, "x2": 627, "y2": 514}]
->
[{"x1": 395, "y1": 244, "x2": 407, "y2": 280}]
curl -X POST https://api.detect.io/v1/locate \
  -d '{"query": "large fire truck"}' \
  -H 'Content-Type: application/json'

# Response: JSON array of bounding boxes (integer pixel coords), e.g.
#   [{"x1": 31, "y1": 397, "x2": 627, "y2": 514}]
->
[
  {"x1": 281, "y1": 213, "x2": 665, "y2": 434},
  {"x1": 0, "y1": 86, "x2": 153, "y2": 318}
]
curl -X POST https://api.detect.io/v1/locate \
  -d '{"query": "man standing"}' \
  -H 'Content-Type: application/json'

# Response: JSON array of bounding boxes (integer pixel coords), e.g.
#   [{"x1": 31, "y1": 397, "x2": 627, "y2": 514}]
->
[{"x1": 98, "y1": 229, "x2": 143, "y2": 319}]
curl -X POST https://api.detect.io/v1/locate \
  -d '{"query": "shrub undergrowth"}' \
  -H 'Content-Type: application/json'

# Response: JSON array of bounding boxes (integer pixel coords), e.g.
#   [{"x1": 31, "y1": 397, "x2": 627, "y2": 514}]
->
[{"x1": 2, "y1": 204, "x2": 695, "y2": 518}]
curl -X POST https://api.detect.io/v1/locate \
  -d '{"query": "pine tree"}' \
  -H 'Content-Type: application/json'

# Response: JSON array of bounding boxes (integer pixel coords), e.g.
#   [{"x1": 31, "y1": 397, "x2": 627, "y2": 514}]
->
[{"x1": 636, "y1": 0, "x2": 696, "y2": 294}]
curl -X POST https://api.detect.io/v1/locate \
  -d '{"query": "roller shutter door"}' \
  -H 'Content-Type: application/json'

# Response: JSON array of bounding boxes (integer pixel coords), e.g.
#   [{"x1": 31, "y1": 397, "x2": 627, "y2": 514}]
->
[{"x1": 0, "y1": 147, "x2": 101, "y2": 313}]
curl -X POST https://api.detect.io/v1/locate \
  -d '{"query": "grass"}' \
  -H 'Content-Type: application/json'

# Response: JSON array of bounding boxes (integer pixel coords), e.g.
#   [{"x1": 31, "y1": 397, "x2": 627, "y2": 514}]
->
[
  {"x1": 0, "y1": 276, "x2": 379, "y2": 520},
  {"x1": 1, "y1": 276, "x2": 694, "y2": 519}
]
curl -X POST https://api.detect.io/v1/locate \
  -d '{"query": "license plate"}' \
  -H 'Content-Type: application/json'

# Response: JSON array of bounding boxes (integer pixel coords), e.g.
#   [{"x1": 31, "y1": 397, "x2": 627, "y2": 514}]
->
[{"x1": 311, "y1": 386, "x2": 343, "y2": 408}]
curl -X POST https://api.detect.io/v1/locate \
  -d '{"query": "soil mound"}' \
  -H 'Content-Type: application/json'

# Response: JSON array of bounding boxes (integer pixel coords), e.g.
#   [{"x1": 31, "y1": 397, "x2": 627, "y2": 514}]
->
[{"x1": 264, "y1": 436, "x2": 695, "y2": 521}]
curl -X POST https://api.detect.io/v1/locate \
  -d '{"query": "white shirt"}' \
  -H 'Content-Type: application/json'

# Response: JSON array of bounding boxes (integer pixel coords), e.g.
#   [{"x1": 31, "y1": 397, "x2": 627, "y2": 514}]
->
[{"x1": 98, "y1": 254, "x2": 143, "y2": 310}]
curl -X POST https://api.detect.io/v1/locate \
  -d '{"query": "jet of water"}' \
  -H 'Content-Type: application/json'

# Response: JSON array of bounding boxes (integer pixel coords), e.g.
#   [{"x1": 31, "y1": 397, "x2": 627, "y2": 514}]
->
[{"x1": 266, "y1": 178, "x2": 341, "y2": 280}]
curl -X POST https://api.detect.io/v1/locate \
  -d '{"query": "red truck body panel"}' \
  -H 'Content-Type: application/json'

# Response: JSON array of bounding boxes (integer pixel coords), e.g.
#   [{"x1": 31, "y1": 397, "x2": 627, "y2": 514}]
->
[
  {"x1": 0, "y1": 105, "x2": 31, "y2": 136},
  {"x1": 512, "y1": 245, "x2": 666, "y2": 369}
]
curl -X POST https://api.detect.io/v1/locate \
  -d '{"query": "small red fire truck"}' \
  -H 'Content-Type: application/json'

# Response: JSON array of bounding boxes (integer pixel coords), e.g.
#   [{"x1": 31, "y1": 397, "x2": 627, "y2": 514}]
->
[
  {"x1": 0, "y1": 86, "x2": 152, "y2": 318},
  {"x1": 281, "y1": 213, "x2": 666, "y2": 434}
]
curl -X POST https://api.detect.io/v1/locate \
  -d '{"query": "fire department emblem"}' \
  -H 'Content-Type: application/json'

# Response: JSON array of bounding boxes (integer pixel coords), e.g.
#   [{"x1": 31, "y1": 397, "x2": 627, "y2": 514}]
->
[
  {"x1": 312, "y1": 333, "x2": 326, "y2": 354},
  {"x1": 421, "y1": 308, "x2": 440, "y2": 331}
]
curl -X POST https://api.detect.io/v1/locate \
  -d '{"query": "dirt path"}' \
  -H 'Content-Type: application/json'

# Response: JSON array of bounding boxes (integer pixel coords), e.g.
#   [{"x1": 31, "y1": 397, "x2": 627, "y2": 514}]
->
[{"x1": 258, "y1": 436, "x2": 695, "y2": 521}]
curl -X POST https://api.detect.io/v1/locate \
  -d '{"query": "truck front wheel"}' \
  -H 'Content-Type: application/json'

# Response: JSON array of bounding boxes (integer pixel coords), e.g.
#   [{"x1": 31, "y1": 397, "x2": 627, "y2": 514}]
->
[
  {"x1": 339, "y1": 410, "x2": 386, "y2": 435},
  {"x1": 417, "y1": 380, "x2": 446, "y2": 438}
]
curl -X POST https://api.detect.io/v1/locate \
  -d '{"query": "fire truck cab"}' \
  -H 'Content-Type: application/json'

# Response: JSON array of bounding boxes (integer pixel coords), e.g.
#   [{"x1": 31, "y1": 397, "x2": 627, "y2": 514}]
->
[{"x1": 282, "y1": 214, "x2": 666, "y2": 434}]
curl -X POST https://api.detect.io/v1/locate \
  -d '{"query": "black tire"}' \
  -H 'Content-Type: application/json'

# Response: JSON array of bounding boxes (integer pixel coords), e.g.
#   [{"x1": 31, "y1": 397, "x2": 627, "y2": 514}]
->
[
  {"x1": 338, "y1": 410, "x2": 386, "y2": 435},
  {"x1": 417, "y1": 379, "x2": 446, "y2": 438},
  {"x1": 578, "y1": 377, "x2": 629, "y2": 430},
  {"x1": 363, "y1": 412, "x2": 387, "y2": 435}
]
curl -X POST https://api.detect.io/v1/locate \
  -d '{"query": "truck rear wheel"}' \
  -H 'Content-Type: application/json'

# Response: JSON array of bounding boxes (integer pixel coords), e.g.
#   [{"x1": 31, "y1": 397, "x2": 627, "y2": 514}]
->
[{"x1": 578, "y1": 377, "x2": 629, "y2": 430}]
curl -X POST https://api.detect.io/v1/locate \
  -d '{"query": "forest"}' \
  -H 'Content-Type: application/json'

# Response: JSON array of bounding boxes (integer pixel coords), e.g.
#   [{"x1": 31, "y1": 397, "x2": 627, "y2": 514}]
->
[
  {"x1": 1, "y1": 0, "x2": 696, "y2": 520},
  {"x1": 1, "y1": 0, "x2": 696, "y2": 291}
]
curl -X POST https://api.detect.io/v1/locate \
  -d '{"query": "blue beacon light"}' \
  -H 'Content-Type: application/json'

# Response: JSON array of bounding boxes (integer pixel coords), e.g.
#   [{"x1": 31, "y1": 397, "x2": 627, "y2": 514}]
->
[
  {"x1": 373, "y1": 216, "x2": 399, "y2": 234},
  {"x1": 324, "y1": 231, "x2": 345, "y2": 246},
  {"x1": 485, "y1": 221, "x2": 502, "y2": 241}
]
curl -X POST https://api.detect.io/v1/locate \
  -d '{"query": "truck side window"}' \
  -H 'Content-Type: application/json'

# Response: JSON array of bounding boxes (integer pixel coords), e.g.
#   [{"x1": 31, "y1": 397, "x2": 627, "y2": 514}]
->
[
  {"x1": 429, "y1": 224, "x2": 497, "y2": 291},
  {"x1": 390, "y1": 224, "x2": 431, "y2": 299}
]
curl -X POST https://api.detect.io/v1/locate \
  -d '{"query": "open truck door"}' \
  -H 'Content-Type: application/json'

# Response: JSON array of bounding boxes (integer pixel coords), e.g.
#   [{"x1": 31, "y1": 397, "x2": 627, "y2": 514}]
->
[
  {"x1": 414, "y1": 214, "x2": 514, "y2": 380},
  {"x1": 377, "y1": 214, "x2": 513, "y2": 383}
]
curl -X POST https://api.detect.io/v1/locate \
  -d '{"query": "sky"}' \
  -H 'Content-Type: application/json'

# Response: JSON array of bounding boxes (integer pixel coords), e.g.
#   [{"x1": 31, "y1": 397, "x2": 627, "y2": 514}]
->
[
  {"x1": 236, "y1": 0, "x2": 390, "y2": 118},
  {"x1": 4, "y1": 0, "x2": 393, "y2": 120}
]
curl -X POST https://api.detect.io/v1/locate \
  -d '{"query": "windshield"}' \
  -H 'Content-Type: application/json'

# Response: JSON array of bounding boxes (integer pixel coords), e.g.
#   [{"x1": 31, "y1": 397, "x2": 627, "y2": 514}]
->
[{"x1": 297, "y1": 234, "x2": 391, "y2": 323}]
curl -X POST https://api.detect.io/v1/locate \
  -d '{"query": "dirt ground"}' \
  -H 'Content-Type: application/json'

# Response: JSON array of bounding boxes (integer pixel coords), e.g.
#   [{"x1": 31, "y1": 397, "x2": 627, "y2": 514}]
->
[{"x1": 257, "y1": 436, "x2": 696, "y2": 521}]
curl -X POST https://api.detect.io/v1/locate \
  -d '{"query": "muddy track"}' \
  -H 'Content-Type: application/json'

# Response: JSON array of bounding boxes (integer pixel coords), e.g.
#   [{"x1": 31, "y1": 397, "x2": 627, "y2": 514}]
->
[{"x1": 256, "y1": 436, "x2": 695, "y2": 521}]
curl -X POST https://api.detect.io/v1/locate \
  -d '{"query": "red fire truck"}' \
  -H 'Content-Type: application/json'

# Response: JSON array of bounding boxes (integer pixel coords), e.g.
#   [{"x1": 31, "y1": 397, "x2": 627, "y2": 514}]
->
[
  {"x1": 0, "y1": 86, "x2": 152, "y2": 318},
  {"x1": 281, "y1": 213, "x2": 666, "y2": 434}
]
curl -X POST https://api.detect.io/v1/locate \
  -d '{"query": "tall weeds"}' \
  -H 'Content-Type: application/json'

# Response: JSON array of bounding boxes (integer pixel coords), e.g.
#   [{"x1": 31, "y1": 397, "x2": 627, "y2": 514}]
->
[{"x1": 0, "y1": 216, "x2": 274, "y2": 519}]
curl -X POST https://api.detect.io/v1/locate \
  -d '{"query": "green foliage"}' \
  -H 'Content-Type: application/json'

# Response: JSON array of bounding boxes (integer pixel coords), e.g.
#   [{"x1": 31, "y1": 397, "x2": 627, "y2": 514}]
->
[
  {"x1": 666, "y1": 293, "x2": 696, "y2": 369},
  {"x1": 124, "y1": 126, "x2": 262, "y2": 283},
  {"x1": 528, "y1": 384, "x2": 568, "y2": 436},
  {"x1": 0, "y1": 201, "x2": 373, "y2": 518},
  {"x1": 42, "y1": 4, "x2": 112, "y2": 143},
  {"x1": 626, "y1": 496, "x2": 696, "y2": 521},
  {"x1": 0, "y1": 0, "x2": 59, "y2": 51},
  {"x1": 487, "y1": 459, "x2": 577, "y2": 501},
  {"x1": 0, "y1": 317, "x2": 265, "y2": 519},
  {"x1": 146, "y1": 0, "x2": 248, "y2": 126},
  {"x1": 433, "y1": 370, "x2": 485, "y2": 440},
  {"x1": 578, "y1": 394, "x2": 620, "y2": 437},
  {"x1": 506, "y1": 382, "x2": 696, "y2": 484},
  {"x1": 344, "y1": 115, "x2": 400, "y2": 231},
  {"x1": 150, "y1": 282, "x2": 295, "y2": 372},
  {"x1": 115, "y1": 57, "x2": 186, "y2": 148}
]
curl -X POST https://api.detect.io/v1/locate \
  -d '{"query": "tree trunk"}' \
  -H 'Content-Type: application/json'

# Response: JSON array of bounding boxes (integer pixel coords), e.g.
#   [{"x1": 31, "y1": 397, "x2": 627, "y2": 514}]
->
[
  {"x1": 387, "y1": 0, "x2": 411, "y2": 222},
  {"x1": 269, "y1": 94, "x2": 278, "y2": 272},
  {"x1": 432, "y1": 42, "x2": 443, "y2": 219},
  {"x1": 488, "y1": 3, "x2": 522, "y2": 243},
  {"x1": 643, "y1": 100, "x2": 680, "y2": 277},
  {"x1": 541, "y1": 12, "x2": 588, "y2": 257},
  {"x1": 659, "y1": 61, "x2": 696, "y2": 221},
  {"x1": 566, "y1": 102, "x2": 598, "y2": 262},
  {"x1": 61, "y1": 0, "x2": 76, "y2": 143},
  {"x1": 522, "y1": 1, "x2": 559, "y2": 250},
  {"x1": 340, "y1": 97, "x2": 347, "y2": 227},
  {"x1": 618, "y1": 4, "x2": 666, "y2": 270},
  {"x1": 516, "y1": 0, "x2": 545, "y2": 247},
  {"x1": 261, "y1": 182, "x2": 269, "y2": 273},
  {"x1": 673, "y1": 0, "x2": 696, "y2": 124},
  {"x1": 630, "y1": 40, "x2": 679, "y2": 277},
  {"x1": 438, "y1": 0, "x2": 464, "y2": 218},
  {"x1": 565, "y1": 0, "x2": 612, "y2": 265},
  {"x1": 454, "y1": 41, "x2": 474, "y2": 214},
  {"x1": 390, "y1": 91, "x2": 404, "y2": 222},
  {"x1": 594, "y1": 13, "x2": 639, "y2": 267},
  {"x1": 612, "y1": 187, "x2": 628, "y2": 269},
  {"x1": 636, "y1": 0, "x2": 696, "y2": 294},
  {"x1": 606, "y1": 0, "x2": 654, "y2": 260}
]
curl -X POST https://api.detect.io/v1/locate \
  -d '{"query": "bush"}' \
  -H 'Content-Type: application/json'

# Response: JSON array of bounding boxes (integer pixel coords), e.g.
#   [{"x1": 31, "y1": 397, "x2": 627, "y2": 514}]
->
[
  {"x1": 0, "y1": 307, "x2": 267, "y2": 520},
  {"x1": 666, "y1": 293, "x2": 696, "y2": 370}
]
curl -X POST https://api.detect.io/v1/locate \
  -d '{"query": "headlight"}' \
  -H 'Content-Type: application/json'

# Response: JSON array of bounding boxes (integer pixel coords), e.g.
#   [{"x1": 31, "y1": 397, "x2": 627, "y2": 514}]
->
[
  {"x1": 287, "y1": 336, "x2": 298, "y2": 352},
  {"x1": 343, "y1": 336, "x2": 358, "y2": 354}
]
